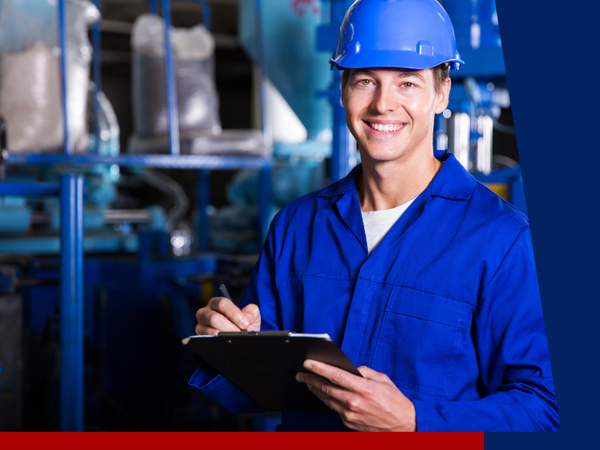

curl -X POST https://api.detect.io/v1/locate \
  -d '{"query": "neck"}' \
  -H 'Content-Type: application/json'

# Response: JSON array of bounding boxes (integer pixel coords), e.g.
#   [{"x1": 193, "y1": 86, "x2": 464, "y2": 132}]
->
[{"x1": 357, "y1": 150, "x2": 442, "y2": 212}]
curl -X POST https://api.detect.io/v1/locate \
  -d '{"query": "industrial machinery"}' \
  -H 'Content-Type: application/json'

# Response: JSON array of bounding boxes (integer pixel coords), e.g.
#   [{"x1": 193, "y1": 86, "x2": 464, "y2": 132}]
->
[
  {"x1": 438, "y1": 0, "x2": 525, "y2": 214},
  {"x1": 0, "y1": 0, "x2": 524, "y2": 432},
  {"x1": 0, "y1": 0, "x2": 271, "y2": 432}
]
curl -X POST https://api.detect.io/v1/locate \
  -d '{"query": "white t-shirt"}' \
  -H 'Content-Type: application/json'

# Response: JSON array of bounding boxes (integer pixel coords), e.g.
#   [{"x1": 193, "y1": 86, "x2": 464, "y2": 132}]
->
[{"x1": 361, "y1": 198, "x2": 416, "y2": 254}]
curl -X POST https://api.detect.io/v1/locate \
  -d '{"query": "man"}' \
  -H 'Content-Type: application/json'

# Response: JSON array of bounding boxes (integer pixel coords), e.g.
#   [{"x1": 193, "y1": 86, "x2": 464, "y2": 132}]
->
[{"x1": 190, "y1": 0, "x2": 559, "y2": 431}]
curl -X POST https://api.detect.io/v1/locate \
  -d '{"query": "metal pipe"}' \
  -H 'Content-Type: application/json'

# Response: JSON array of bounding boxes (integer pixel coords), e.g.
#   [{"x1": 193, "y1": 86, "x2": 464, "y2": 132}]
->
[
  {"x1": 190, "y1": 0, "x2": 216, "y2": 251},
  {"x1": 448, "y1": 112, "x2": 471, "y2": 171},
  {"x1": 194, "y1": 0, "x2": 212, "y2": 32},
  {"x1": 254, "y1": 0, "x2": 272, "y2": 152},
  {"x1": 326, "y1": 0, "x2": 357, "y2": 182},
  {"x1": 331, "y1": 69, "x2": 355, "y2": 182},
  {"x1": 0, "y1": 116, "x2": 7, "y2": 180},
  {"x1": 92, "y1": 0, "x2": 102, "y2": 155},
  {"x1": 57, "y1": 0, "x2": 73, "y2": 155},
  {"x1": 149, "y1": 0, "x2": 158, "y2": 15},
  {"x1": 102, "y1": 209, "x2": 153, "y2": 224},
  {"x1": 136, "y1": 169, "x2": 189, "y2": 230},
  {"x1": 30, "y1": 209, "x2": 153, "y2": 225},
  {"x1": 6, "y1": 154, "x2": 272, "y2": 170},
  {"x1": 435, "y1": 112, "x2": 449, "y2": 151},
  {"x1": 476, "y1": 115, "x2": 493, "y2": 175},
  {"x1": 161, "y1": 0, "x2": 181, "y2": 155},
  {"x1": 197, "y1": 170, "x2": 210, "y2": 251},
  {"x1": 59, "y1": 174, "x2": 84, "y2": 431},
  {"x1": 258, "y1": 164, "x2": 271, "y2": 242}
]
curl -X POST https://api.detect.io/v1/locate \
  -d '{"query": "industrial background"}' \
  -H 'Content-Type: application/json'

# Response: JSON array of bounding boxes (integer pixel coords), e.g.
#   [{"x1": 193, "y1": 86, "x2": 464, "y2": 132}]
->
[{"x1": 0, "y1": 0, "x2": 520, "y2": 431}]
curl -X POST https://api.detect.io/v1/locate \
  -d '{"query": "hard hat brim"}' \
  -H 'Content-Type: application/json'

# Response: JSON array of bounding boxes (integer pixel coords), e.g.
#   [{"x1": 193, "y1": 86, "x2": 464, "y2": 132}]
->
[{"x1": 330, "y1": 50, "x2": 464, "y2": 71}]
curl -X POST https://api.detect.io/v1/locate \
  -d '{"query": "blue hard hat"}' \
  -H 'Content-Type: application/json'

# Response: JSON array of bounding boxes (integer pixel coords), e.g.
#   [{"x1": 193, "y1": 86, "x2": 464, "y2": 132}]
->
[{"x1": 330, "y1": 0, "x2": 464, "y2": 71}]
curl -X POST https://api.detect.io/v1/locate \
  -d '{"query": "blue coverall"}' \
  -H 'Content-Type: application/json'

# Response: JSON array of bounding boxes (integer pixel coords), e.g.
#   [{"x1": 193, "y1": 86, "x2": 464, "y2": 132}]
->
[{"x1": 190, "y1": 150, "x2": 559, "y2": 431}]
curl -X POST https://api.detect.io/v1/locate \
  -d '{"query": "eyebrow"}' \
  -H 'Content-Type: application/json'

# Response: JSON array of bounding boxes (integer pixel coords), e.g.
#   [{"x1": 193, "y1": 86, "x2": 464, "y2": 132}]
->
[{"x1": 350, "y1": 69, "x2": 427, "y2": 83}]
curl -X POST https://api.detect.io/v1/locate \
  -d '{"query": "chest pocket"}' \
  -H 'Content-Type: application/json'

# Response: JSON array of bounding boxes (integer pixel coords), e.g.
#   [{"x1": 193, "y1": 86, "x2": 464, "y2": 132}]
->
[{"x1": 370, "y1": 286, "x2": 472, "y2": 398}]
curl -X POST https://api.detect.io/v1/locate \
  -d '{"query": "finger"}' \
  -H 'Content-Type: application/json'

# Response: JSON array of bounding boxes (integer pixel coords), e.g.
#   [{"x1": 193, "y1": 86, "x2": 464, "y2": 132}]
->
[
  {"x1": 300, "y1": 375, "x2": 373, "y2": 431},
  {"x1": 194, "y1": 324, "x2": 219, "y2": 336},
  {"x1": 297, "y1": 372, "x2": 357, "y2": 408},
  {"x1": 207, "y1": 297, "x2": 252, "y2": 330},
  {"x1": 307, "y1": 389, "x2": 373, "y2": 433},
  {"x1": 195, "y1": 308, "x2": 216, "y2": 335},
  {"x1": 296, "y1": 372, "x2": 382, "y2": 430},
  {"x1": 241, "y1": 304, "x2": 261, "y2": 330},
  {"x1": 357, "y1": 366, "x2": 392, "y2": 383},
  {"x1": 296, "y1": 372, "x2": 348, "y2": 413},
  {"x1": 303, "y1": 359, "x2": 366, "y2": 392},
  {"x1": 199, "y1": 307, "x2": 244, "y2": 333},
  {"x1": 296, "y1": 371, "x2": 328, "y2": 387},
  {"x1": 305, "y1": 381, "x2": 348, "y2": 413}
]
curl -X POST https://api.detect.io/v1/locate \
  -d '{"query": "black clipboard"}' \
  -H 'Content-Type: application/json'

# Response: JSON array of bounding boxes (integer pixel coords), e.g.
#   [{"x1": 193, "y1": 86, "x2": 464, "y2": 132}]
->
[{"x1": 182, "y1": 331, "x2": 361, "y2": 413}]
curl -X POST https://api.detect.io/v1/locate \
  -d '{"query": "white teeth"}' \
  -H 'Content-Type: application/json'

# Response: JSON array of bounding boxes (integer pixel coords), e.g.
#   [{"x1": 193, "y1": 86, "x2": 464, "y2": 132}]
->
[{"x1": 370, "y1": 122, "x2": 402, "y2": 132}]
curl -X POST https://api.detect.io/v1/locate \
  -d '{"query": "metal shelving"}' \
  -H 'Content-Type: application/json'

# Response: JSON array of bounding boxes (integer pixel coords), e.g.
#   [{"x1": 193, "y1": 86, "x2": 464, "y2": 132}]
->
[{"x1": 0, "y1": 0, "x2": 272, "y2": 431}]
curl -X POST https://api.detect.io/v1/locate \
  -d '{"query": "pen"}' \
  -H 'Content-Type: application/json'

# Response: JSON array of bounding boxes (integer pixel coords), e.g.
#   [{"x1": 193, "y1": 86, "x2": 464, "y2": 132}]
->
[
  {"x1": 218, "y1": 278, "x2": 232, "y2": 301},
  {"x1": 218, "y1": 279, "x2": 246, "y2": 331}
]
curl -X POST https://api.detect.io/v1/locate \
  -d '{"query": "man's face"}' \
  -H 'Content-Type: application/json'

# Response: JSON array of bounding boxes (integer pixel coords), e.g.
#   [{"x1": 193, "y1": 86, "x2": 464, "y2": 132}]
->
[{"x1": 342, "y1": 67, "x2": 450, "y2": 166}]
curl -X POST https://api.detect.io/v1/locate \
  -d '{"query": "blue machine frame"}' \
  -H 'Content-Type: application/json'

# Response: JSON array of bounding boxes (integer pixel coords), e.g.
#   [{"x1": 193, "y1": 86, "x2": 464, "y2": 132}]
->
[
  {"x1": 0, "y1": 177, "x2": 84, "y2": 430},
  {"x1": 0, "y1": 0, "x2": 272, "y2": 431}
]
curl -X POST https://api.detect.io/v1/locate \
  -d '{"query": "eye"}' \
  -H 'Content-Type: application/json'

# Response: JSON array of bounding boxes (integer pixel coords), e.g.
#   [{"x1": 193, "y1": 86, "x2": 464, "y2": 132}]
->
[
  {"x1": 401, "y1": 82, "x2": 415, "y2": 88},
  {"x1": 357, "y1": 79, "x2": 374, "y2": 86}
]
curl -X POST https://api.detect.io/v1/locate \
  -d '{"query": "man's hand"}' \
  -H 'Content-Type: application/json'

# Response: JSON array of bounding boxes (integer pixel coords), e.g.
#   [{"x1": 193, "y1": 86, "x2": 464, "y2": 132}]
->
[
  {"x1": 296, "y1": 360, "x2": 416, "y2": 432},
  {"x1": 195, "y1": 297, "x2": 261, "y2": 335}
]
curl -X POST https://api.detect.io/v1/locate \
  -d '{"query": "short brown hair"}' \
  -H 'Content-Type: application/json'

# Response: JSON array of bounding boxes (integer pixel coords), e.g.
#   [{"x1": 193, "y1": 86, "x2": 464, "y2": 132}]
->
[{"x1": 432, "y1": 63, "x2": 450, "y2": 94}]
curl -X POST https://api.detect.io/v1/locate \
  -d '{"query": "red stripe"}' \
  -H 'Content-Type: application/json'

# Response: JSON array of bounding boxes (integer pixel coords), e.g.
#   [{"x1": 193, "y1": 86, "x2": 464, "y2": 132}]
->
[{"x1": 1, "y1": 432, "x2": 484, "y2": 449}]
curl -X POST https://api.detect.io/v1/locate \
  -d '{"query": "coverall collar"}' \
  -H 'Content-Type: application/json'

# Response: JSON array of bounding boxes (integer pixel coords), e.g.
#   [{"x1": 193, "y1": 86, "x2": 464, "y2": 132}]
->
[{"x1": 317, "y1": 150, "x2": 476, "y2": 201}]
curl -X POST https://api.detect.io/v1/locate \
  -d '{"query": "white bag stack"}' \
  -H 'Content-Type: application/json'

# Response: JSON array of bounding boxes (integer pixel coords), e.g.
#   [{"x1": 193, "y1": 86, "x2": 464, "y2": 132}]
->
[
  {"x1": 131, "y1": 14, "x2": 221, "y2": 139},
  {"x1": 0, "y1": 0, "x2": 99, "y2": 153}
]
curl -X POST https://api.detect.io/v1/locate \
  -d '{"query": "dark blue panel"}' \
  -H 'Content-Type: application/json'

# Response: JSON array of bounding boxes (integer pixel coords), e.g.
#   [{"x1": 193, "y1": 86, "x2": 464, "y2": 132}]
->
[{"x1": 489, "y1": 0, "x2": 599, "y2": 448}]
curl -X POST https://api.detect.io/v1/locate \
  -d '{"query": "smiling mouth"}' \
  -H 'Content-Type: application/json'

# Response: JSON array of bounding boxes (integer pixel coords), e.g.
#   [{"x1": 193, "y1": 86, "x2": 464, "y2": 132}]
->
[{"x1": 366, "y1": 121, "x2": 405, "y2": 133}]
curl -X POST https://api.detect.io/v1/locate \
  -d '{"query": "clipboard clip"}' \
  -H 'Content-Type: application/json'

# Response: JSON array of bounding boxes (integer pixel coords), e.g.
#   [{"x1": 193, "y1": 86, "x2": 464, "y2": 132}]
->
[{"x1": 218, "y1": 331, "x2": 293, "y2": 337}]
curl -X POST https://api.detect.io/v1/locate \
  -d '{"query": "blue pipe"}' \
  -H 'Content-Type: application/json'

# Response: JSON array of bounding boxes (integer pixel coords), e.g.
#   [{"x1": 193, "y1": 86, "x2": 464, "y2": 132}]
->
[
  {"x1": 257, "y1": 165, "x2": 271, "y2": 242},
  {"x1": 149, "y1": 1, "x2": 211, "y2": 30},
  {"x1": 253, "y1": 0, "x2": 272, "y2": 152},
  {"x1": 251, "y1": 0, "x2": 272, "y2": 239},
  {"x1": 161, "y1": 0, "x2": 180, "y2": 156},
  {"x1": 57, "y1": 0, "x2": 73, "y2": 155},
  {"x1": 59, "y1": 174, "x2": 84, "y2": 431},
  {"x1": 198, "y1": 169, "x2": 210, "y2": 251},
  {"x1": 194, "y1": 0, "x2": 212, "y2": 32},
  {"x1": 322, "y1": 0, "x2": 356, "y2": 182},
  {"x1": 92, "y1": 0, "x2": 102, "y2": 155},
  {"x1": 147, "y1": 0, "x2": 212, "y2": 159},
  {"x1": 330, "y1": 69, "x2": 354, "y2": 182}
]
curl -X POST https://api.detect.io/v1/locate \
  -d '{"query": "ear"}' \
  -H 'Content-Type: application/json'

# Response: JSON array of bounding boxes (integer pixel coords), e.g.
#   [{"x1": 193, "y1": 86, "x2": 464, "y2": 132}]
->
[{"x1": 434, "y1": 77, "x2": 451, "y2": 114}]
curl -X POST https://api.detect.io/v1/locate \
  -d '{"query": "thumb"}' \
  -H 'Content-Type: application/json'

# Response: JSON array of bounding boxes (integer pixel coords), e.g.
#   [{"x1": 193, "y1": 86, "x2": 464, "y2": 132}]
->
[{"x1": 241, "y1": 303, "x2": 261, "y2": 329}]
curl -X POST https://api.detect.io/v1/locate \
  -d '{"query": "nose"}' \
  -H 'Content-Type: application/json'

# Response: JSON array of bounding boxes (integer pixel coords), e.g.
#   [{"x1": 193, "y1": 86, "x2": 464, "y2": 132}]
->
[{"x1": 371, "y1": 82, "x2": 398, "y2": 114}]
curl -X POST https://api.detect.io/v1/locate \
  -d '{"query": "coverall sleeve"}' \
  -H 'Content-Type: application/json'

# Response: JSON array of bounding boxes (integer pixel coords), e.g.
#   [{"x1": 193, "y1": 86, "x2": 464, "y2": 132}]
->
[
  {"x1": 188, "y1": 221, "x2": 281, "y2": 414},
  {"x1": 412, "y1": 227, "x2": 560, "y2": 431}
]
